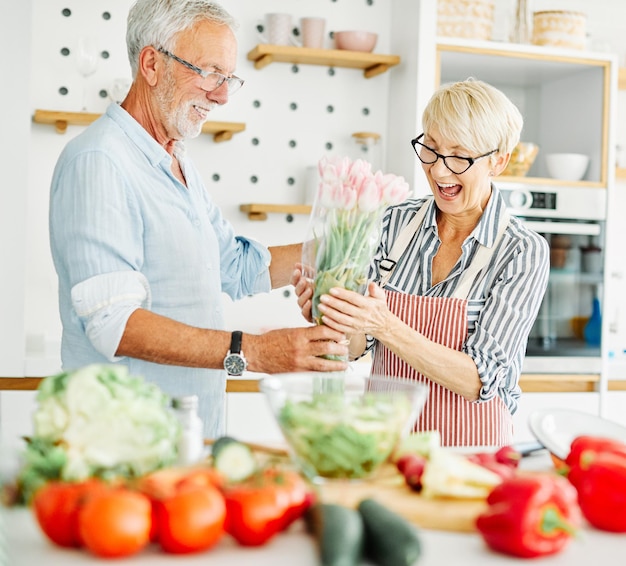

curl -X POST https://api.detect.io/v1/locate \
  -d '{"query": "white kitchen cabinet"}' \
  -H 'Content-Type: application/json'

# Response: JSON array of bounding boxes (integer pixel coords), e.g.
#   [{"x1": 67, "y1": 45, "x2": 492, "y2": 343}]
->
[
  {"x1": 436, "y1": 42, "x2": 612, "y2": 187},
  {"x1": 388, "y1": 0, "x2": 615, "y2": 192},
  {"x1": 387, "y1": 0, "x2": 619, "y2": 419}
]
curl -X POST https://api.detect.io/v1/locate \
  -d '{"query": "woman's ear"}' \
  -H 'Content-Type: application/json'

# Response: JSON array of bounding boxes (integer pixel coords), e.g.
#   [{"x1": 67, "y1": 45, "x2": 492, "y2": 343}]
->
[{"x1": 491, "y1": 152, "x2": 511, "y2": 177}]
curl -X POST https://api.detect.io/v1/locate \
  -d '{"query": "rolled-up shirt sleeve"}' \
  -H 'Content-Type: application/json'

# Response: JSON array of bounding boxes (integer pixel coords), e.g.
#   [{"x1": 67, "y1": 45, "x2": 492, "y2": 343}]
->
[
  {"x1": 70, "y1": 271, "x2": 151, "y2": 361},
  {"x1": 206, "y1": 198, "x2": 272, "y2": 299},
  {"x1": 464, "y1": 230, "x2": 550, "y2": 411}
]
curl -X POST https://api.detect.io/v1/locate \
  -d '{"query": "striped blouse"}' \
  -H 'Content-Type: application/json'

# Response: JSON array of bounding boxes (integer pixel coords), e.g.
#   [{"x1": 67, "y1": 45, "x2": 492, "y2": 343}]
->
[{"x1": 366, "y1": 186, "x2": 550, "y2": 414}]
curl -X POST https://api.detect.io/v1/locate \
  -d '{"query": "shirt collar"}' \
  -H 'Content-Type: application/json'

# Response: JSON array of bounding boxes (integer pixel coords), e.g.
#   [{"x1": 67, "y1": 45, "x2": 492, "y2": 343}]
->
[{"x1": 105, "y1": 103, "x2": 173, "y2": 168}]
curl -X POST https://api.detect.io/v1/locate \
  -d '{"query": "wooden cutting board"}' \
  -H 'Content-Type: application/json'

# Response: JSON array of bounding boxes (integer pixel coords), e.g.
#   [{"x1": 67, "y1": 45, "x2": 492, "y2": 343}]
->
[
  {"x1": 224, "y1": 440, "x2": 491, "y2": 532},
  {"x1": 317, "y1": 465, "x2": 488, "y2": 532}
]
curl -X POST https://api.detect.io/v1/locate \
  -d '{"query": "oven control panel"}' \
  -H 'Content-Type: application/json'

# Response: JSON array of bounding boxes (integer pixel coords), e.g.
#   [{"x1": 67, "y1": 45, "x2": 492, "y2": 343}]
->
[
  {"x1": 500, "y1": 186, "x2": 606, "y2": 221},
  {"x1": 503, "y1": 189, "x2": 557, "y2": 210}
]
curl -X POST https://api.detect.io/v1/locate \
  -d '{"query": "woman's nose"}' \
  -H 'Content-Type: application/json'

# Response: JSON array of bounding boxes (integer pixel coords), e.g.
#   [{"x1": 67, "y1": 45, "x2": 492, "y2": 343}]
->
[{"x1": 429, "y1": 156, "x2": 451, "y2": 176}]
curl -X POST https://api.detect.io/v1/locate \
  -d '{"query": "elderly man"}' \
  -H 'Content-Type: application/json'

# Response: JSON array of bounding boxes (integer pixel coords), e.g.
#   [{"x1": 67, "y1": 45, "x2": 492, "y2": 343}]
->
[{"x1": 49, "y1": 0, "x2": 347, "y2": 437}]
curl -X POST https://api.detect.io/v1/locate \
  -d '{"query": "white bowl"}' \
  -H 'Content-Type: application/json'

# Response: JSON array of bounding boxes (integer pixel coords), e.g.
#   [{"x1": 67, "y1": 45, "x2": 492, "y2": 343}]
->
[
  {"x1": 545, "y1": 153, "x2": 589, "y2": 181},
  {"x1": 334, "y1": 31, "x2": 378, "y2": 52}
]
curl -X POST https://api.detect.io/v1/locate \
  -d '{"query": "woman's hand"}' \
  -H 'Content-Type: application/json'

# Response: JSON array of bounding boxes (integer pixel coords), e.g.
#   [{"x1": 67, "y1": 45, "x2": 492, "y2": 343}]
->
[
  {"x1": 316, "y1": 282, "x2": 390, "y2": 338},
  {"x1": 290, "y1": 265, "x2": 313, "y2": 323}
]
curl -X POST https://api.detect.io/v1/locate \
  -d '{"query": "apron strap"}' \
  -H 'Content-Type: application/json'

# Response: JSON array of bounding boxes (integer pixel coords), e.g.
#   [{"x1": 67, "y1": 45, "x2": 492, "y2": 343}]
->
[
  {"x1": 452, "y1": 208, "x2": 510, "y2": 299},
  {"x1": 378, "y1": 199, "x2": 511, "y2": 299},
  {"x1": 378, "y1": 202, "x2": 430, "y2": 288}
]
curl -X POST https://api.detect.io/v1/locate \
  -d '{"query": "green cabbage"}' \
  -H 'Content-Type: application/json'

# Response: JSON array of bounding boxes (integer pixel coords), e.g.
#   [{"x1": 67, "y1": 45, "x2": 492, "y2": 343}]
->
[{"x1": 17, "y1": 364, "x2": 180, "y2": 502}]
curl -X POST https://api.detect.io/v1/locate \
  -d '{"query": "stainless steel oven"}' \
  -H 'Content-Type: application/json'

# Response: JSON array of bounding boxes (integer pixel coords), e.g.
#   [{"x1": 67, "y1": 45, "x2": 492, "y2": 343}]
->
[{"x1": 500, "y1": 185, "x2": 607, "y2": 374}]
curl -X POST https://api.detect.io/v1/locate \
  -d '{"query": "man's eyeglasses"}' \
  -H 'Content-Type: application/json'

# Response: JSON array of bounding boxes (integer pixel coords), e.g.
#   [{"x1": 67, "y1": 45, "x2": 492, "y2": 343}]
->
[
  {"x1": 411, "y1": 133, "x2": 498, "y2": 175},
  {"x1": 157, "y1": 47, "x2": 244, "y2": 95}
]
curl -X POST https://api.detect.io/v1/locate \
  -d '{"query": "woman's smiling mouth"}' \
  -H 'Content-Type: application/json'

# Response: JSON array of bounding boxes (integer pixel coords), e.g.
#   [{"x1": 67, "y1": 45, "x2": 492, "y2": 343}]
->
[{"x1": 437, "y1": 182, "x2": 461, "y2": 197}]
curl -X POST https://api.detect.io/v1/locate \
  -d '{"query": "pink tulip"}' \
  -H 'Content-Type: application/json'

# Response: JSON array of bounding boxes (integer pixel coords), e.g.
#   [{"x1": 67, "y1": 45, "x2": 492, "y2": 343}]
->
[
  {"x1": 374, "y1": 171, "x2": 411, "y2": 205},
  {"x1": 357, "y1": 178, "x2": 382, "y2": 212},
  {"x1": 318, "y1": 181, "x2": 338, "y2": 209},
  {"x1": 307, "y1": 155, "x2": 411, "y2": 324},
  {"x1": 336, "y1": 183, "x2": 358, "y2": 210}
]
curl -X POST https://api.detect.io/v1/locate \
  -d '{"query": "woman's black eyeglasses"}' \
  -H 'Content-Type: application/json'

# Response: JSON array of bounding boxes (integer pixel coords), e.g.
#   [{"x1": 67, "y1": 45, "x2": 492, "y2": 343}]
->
[{"x1": 411, "y1": 133, "x2": 498, "y2": 175}]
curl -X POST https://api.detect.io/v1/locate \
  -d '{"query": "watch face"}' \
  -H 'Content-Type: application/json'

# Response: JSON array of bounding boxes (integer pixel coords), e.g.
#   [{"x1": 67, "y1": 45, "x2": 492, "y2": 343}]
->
[{"x1": 224, "y1": 353, "x2": 246, "y2": 376}]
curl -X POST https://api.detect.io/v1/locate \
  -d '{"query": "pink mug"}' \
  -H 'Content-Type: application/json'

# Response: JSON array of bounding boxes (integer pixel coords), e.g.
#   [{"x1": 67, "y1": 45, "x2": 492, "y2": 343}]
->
[{"x1": 300, "y1": 17, "x2": 326, "y2": 49}]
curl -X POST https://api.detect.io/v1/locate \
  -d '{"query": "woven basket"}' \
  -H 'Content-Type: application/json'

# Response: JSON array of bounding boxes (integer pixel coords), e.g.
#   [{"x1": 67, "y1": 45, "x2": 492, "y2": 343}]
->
[
  {"x1": 437, "y1": 0, "x2": 495, "y2": 40},
  {"x1": 531, "y1": 11, "x2": 587, "y2": 50}
]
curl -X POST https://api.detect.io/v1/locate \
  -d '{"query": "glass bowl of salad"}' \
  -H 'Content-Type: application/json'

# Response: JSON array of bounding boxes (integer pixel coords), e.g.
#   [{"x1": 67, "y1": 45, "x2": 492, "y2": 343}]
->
[{"x1": 260, "y1": 373, "x2": 428, "y2": 483}]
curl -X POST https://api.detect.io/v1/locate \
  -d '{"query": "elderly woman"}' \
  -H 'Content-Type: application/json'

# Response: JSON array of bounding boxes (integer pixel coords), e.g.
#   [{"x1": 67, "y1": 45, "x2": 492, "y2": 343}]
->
[{"x1": 295, "y1": 79, "x2": 549, "y2": 446}]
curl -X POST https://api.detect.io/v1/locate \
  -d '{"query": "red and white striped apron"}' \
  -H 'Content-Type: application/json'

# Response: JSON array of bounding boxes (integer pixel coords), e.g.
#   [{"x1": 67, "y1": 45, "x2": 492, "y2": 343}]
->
[{"x1": 373, "y1": 202, "x2": 513, "y2": 446}]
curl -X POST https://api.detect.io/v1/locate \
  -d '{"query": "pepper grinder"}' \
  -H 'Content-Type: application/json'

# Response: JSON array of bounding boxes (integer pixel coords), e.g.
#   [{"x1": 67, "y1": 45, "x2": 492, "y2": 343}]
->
[{"x1": 172, "y1": 395, "x2": 205, "y2": 466}]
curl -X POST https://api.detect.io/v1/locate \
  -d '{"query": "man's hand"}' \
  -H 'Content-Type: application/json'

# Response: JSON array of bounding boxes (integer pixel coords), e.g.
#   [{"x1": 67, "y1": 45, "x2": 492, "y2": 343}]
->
[{"x1": 245, "y1": 325, "x2": 349, "y2": 374}]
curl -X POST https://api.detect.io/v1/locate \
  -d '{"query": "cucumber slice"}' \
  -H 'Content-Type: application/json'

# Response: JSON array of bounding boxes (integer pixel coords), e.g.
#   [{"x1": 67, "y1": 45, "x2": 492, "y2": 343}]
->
[{"x1": 211, "y1": 436, "x2": 256, "y2": 482}]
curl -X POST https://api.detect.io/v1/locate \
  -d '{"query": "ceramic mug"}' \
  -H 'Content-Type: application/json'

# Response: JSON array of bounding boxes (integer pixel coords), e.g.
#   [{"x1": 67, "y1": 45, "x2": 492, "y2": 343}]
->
[
  {"x1": 261, "y1": 13, "x2": 293, "y2": 46},
  {"x1": 300, "y1": 17, "x2": 326, "y2": 48}
]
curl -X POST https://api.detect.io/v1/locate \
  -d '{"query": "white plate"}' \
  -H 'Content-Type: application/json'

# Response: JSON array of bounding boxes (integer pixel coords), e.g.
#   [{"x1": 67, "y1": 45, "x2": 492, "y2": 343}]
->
[{"x1": 528, "y1": 408, "x2": 626, "y2": 460}]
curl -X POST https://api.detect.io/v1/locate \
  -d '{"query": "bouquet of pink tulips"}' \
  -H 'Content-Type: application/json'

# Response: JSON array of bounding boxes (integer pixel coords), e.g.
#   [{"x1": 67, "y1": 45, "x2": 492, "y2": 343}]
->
[{"x1": 303, "y1": 155, "x2": 411, "y2": 326}]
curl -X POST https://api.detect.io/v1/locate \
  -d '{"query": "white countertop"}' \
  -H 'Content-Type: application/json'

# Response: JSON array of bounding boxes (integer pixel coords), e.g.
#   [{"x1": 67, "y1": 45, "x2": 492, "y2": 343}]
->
[
  {"x1": 4, "y1": 505, "x2": 624, "y2": 566},
  {"x1": 4, "y1": 452, "x2": 624, "y2": 566}
]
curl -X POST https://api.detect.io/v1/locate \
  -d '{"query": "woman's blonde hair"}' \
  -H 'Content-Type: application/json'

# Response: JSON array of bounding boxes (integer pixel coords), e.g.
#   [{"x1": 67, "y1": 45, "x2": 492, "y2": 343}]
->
[{"x1": 422, "y1": 78, "x2": 523, "y2": 156}]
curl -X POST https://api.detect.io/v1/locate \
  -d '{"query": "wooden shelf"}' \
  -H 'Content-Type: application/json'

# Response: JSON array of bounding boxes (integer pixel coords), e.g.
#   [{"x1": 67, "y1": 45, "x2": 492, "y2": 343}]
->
[
  {"x1": 617, "y1": 167, "x2": 626, "y2": 179},
  {"x1": 619, "y1": 67, "x2": 626, "y2": 90},
  {"x1": 246, "y1": 45, "x2": 400, "y2": 78},
  {"x1": 32, "y1": 109, "x2": 245, "y2": 142},
  {"x1": 239, "y1": 203, "x2": 312, "y2": 221},
  {"x1": 495, "y1": 174, "x2": 603, "y2": 188}
]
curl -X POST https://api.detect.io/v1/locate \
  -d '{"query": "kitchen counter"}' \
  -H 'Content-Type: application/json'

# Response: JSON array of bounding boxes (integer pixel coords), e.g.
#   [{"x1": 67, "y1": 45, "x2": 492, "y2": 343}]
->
[
  {"x1": 4, "y1": 452, "x2": 624, "y2": 566},
  {"x1": 4, "y1": 503, "x2": 624, "y2": 566}
]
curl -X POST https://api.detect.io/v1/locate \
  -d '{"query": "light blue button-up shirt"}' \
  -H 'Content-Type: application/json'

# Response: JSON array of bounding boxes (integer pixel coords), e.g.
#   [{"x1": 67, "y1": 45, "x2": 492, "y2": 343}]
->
[{"x1": 49, "y1": 103, "x2": 272, "y2": 437}]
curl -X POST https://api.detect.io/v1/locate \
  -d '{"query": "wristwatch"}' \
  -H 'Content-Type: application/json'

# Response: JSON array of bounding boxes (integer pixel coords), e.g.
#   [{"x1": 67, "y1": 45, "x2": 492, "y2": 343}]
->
[{"x1": 223, "y1": 331, "x2": 247, "y2": 376}]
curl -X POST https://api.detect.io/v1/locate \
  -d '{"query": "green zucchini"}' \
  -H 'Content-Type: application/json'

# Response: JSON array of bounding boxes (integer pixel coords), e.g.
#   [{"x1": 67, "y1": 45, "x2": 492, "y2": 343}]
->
[
  {"x1": 211, "y1": 436, "x2": 256, "y2": 482},
  {"x1": 358, "y1": 498, "x2": 421, "y2": 566},
  {"x1": 305, "y1": 503, "x2": 364, "y2": 566}
]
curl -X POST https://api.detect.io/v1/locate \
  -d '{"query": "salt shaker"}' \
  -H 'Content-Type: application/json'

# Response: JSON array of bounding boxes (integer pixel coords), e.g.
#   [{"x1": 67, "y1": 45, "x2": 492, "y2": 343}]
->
[{"x1": 172, "y1": 395, "x2": 204, "y2": 466}]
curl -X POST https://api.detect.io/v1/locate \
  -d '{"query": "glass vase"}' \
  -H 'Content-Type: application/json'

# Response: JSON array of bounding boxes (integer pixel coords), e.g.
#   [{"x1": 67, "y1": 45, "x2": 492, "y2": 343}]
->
[{"x1": 302, "y1": 194, "x2": 383, "y2": 327}]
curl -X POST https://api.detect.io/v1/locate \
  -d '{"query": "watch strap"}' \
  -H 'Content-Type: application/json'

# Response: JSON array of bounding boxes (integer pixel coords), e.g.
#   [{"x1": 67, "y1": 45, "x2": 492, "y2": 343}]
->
[{"x1": 230, "y1": 330, "x2": 243, "y2": 355}]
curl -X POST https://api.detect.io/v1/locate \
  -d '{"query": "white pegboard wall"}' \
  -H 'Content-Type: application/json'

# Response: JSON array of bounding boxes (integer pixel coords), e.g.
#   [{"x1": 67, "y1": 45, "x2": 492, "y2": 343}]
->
[
  {"x1": 30, "y1": 0, "x2": 393, "y2": 220},
  {"x1": 31, "y1": 0, "x2": 131, "y2": 113}
]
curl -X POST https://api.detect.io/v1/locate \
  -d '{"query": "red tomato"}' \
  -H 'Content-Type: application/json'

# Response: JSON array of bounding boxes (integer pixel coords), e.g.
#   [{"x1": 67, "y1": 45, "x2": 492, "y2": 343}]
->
[
  {"x1": 223, "y1": 482, "x2": 289, "y2": 546},
  {"x1": 32, "y1": 479, "x2": 107, "y2": 548},
  {"x1": 176, "y1": 467, "x2": 225, "y2": 492},
  {"x1": 156, "y1": 484, "x2": 226, "y2": 554},
  {"x1": 136, "y1": 466, "x2": 224, "y2": 501},
  {"x1": 78, "y1": 487, "x2": 152, "y2": 558}
]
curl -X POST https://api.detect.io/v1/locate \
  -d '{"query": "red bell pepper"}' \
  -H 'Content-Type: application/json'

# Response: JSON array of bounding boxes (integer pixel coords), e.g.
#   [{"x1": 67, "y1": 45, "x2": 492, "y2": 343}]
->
[
  {"x1": 222, "y1": 482, "x2": 287, "y2": 546},
  {"x1": 565, "y1": 435, "x2": 626, "y2": 487},
  {"x1": 566, "y1": 435, "x2": 626, "y2": 469},
  {"x1": 476, "y1": 474, "x2": 580, "y2": 558},
  {"x1": 568, "y1": 448, "x2": 626, "y2": 532},
  {"x1": 222, "y1": 466, "x2": 315, "y2": 546}
]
